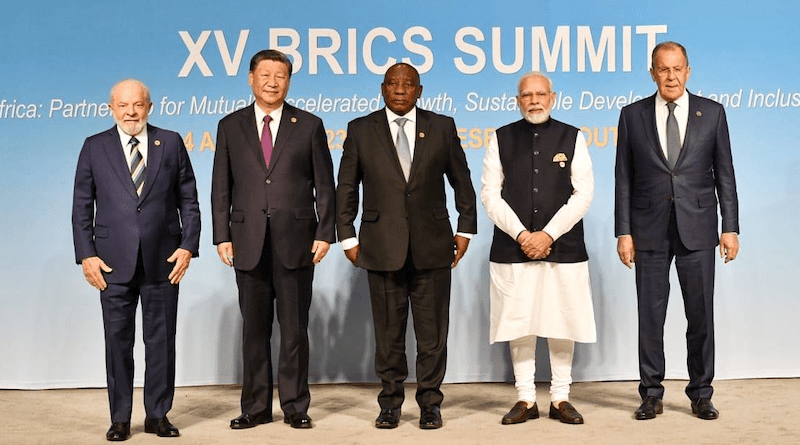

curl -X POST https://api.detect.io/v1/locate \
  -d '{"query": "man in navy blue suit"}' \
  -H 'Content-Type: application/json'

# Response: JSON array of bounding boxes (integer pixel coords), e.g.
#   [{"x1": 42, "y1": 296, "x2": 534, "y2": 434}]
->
[
  {"x1": 615, "y1": 42, "x2": 739, "y2": 421},
  {"x1": 72, "y1": 79, "x2": 200, "y2": 441}
]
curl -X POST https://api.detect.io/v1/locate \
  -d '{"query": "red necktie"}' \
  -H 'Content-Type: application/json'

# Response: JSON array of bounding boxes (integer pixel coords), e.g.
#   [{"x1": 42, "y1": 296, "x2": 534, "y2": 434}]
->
[{"x1": 261, "y1": 115, "x2": 274, "y2": 168}]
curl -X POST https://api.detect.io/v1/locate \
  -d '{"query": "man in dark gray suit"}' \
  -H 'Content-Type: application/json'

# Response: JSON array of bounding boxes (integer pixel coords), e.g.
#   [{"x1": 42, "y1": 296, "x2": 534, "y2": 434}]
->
[
  {"x1": 336, "y1": 63, "x2": 477, "y2": 430},
  {"x1": 615, "y1": 41, "x2": 740, "y2": 421},
  {"x1": 211, "y1": 49, "x2": 336, "y2": 430}
]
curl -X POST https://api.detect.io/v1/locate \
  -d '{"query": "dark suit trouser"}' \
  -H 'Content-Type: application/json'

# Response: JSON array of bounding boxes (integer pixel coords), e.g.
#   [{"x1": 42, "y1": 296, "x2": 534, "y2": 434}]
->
[
  {"x1": 367, "y1": 254, "x2": 451, "y2": 410},
  {"x1": 100, "y1": 253, "x2": 178, "y2": 423},
  {"x1": 635, "y1": 208, "x2": 716, "y2": 401},
  {"x1": 235, "y1": 220, "x2": 313, "y2": 418}
]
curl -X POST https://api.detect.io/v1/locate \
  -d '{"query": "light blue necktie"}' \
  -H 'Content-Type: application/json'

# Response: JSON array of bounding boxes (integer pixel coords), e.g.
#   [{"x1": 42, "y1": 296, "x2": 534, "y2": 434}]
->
[{"x1": 394, "y1": 117, "x2": 411, "y2": 180}]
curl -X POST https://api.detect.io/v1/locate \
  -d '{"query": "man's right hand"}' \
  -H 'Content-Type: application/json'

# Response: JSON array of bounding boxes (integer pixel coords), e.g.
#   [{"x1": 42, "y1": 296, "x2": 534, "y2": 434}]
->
[
  {"x1": 82, "y1": 256, "x2": 112, "y2": 291},
  {"x1": 344, "y1": 245, "x2": 360, "y2": 265},
  {"x1": 617, "y1": 235, "x2": 636, "y2": 269},
  {"x1": 217, "y1": 242, "x2": 234, "y2": 267}
]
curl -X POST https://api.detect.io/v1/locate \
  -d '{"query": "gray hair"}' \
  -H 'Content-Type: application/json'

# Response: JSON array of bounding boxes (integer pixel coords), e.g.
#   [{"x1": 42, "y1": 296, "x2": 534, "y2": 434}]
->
[{"x1": 109, "y1": 79, "x2": 151, "y2": 104}]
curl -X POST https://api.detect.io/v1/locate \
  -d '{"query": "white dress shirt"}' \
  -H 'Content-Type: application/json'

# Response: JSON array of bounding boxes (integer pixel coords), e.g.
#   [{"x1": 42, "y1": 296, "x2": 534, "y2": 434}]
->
[
  {"x1": 654, "y1": 90, "x2": 688, "y2": 159},
  {"x1": 117, "y1": 125, "x2": 147, "y2": 167},
  {"x1": 254, "y1": 102, "x2": 283, "y2": 145}
]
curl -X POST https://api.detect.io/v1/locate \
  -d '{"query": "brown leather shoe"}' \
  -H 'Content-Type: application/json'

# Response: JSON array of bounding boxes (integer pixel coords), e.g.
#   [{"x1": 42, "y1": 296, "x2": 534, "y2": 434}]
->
[
  {"x1": 501, "y1": 401, "x2": 539, "y2": 425},
  {"x1": 549, "y1": 401, "x2": 584, "y2": 424}
]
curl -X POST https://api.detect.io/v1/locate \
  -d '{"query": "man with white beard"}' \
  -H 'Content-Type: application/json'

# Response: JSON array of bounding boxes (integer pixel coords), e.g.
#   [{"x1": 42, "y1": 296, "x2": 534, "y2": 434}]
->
[{"x1": 481, "y1": 72, "x2": 596, "y2": 425}]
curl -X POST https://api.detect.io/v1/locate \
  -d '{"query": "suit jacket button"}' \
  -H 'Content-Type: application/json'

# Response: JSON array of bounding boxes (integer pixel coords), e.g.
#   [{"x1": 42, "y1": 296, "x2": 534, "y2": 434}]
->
[
  {"x1": 265, "y1": 179, "x2": 271, "y2": 184},
  {"x1": 136, "y1": 207, "x2": 141, "y2": 213}
]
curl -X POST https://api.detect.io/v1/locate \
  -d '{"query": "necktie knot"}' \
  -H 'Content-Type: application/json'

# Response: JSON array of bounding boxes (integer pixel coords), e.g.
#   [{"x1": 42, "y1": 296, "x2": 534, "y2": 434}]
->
[
  {"x1": 129, "y1": 137, "x2": 139, "y2": 149},
  {"x1": 394, "y1": 117, "x2": 408, "y2": 128},
  {"x1": 667, "y1": 102, "x2": 677, "y2": 114}
]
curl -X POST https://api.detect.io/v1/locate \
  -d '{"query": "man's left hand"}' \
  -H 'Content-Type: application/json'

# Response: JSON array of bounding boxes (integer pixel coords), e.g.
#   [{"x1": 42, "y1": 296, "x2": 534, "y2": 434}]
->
[
  {"x1": 452, "y1": 235, "x2": 470, "y2": 268},
  {"x1": 311, "y1": 240, "x2": 331, "y2": 264},
  {"x1": 167, "y1": 248, "x2": 192, "y2": 284},
  {"x1": 720, "y1": 232, "x2": 739, "y2": 263}
]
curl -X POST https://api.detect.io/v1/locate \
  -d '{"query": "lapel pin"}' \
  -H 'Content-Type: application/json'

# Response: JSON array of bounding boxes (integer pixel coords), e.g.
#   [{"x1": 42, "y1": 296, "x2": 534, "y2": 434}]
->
[
  {"x1": 291, "y1": 117, "x2": 297, "y2": 123},
  {"x1": 696, "y1": 111, "x2": 702, "y2": 117},
  {"x1": 419, "y1": 132, "x2": 425, "y2": 138},
  {"x1": 154, "y1": 140, "x2": 161, "y2": 146}
]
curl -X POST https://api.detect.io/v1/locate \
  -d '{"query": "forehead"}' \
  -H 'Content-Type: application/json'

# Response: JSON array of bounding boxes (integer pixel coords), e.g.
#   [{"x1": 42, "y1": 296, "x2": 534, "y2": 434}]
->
[
  {"x1": 519, "y1": 76, "x2": 549, "y2": 93},
  {"x1": 653, "y1": 47, "x2": 687, "y2": 67},
  {"x1": 384, "y1": 66, "x2": 419, "y2": 84},
  {"x1": 253, "y1": 59, "x2": 290, "y2": 75},
  {"x1": 113, "y1": 82, "x2": 148, "y2": 103}
]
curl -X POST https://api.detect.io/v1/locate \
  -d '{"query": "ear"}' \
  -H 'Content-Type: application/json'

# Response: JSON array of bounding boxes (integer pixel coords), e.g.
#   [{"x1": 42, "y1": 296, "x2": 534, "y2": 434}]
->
[{"x1": 649, "y1": 68, "x2": 657, "y2": 83}]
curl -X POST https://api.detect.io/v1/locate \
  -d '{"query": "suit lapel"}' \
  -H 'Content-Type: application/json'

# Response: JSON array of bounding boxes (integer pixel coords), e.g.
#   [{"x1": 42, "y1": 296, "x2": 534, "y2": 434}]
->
[
  {"x1": 102, "y1": 126, "x2": 139, "y2": 199},
  {"x1": 238, "y1": 104, "x2": 268, "y2": 174},
  {"x1": 373, "y1": 109, "x2": 406, "y2": 180},
  {"x1": 680, "y1": 93, "x2": 702, "y2": 165},
  {"x1": 268, "y1": 104, "x2": 297, "y2": 176},
  {"x1": 409, "y1": 110, "x2": 430, "y2": 182},
  {"x1": 138, "y1": 124, "x2": 163, "y2": 202},
  {"x1": 639, "y1": 95, "x2": 669, "y2": 167}
]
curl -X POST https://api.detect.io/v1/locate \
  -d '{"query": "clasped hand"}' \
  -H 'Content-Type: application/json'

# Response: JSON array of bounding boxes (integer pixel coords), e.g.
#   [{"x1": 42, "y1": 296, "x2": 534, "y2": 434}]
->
[{"x1": 517, "y1": 230, "x2": 553, "y2": 260}]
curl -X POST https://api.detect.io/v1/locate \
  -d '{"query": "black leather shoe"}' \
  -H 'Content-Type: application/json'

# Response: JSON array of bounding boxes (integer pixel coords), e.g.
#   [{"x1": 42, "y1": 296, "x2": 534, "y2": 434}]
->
[
  {"x1": 549, "y1": 401, "x2": 584, "y2": 424},
  {"x1": 419, "y1": 405, "x2": 442, "y2": 429},
  {"x1": 106, "y1": 422, "x2": 130, "y2": 441},
  {"x1": 501, "y1": 401, "x2": 539, "y2": 425},
  {"x1": 691, "y1": 398, "x2": 719, "y2": 420},
  {"x1": 230, "y1": 412, "x2": 273, "y2": 429},
  {"x1": 284, "y1": 412, "x2": 313, "y2": 429},
  {"x1": 375, "y1": 408, "x2": 401, "y2": 429},
  {"x1": 635, "y1": 395, "x2": 663, "y2": 420},
  {"x1": 144, "y1": 417, "x2": 180, "y2": 437}
]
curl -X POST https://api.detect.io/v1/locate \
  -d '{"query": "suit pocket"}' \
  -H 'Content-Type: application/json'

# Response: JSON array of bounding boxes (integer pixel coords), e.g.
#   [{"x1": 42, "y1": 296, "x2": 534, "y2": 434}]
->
[
  {"x1": 697, "y1": 194, "x2": 717, "y2": 208},
  {"x1": 230, "y1": 210, "x2": 244, "y2": 223},
  {"x1": 294, "y1": 207, "x2": 317, "y2": 220},
  {"x1": 362, "y1": 210, "x2": 379, "y2": 222},
  {"x1": 433, "y1": 207, "x2": 449, "y2": 220},
  {"x1": 93, "y1": 226, "x2": 109, "y2": 238},
  {"x1": 633, "y1": 196, "x2": 650, "y2": 209}
]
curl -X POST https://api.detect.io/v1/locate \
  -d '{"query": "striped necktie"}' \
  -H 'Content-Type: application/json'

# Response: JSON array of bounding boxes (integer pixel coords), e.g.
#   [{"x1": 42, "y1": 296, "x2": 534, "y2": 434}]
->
[{"x1": 129, "y1": 137, "x2": 145, "y2": 195}]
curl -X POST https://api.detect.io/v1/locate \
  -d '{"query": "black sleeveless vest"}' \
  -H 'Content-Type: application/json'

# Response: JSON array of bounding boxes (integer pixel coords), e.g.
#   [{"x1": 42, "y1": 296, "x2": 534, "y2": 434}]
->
[{"x1": 489, "y1": 118, "x2": 589, "y2": 264}]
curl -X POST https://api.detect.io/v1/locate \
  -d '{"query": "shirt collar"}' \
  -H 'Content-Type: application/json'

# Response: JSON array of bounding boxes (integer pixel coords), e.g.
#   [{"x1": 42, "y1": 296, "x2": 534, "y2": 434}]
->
[
  {"x1": 386, "y1": 106, "x2": 417, "y2": 125},
  {"x1": 655, "y1": 89, "x2": 689, "y2": 109},
  {"x1": 116, "y1": 124, "x2": 146, "y2": 146},
  {"x1": 255, "y1": 102, "x2": 284, "y2": 125}
]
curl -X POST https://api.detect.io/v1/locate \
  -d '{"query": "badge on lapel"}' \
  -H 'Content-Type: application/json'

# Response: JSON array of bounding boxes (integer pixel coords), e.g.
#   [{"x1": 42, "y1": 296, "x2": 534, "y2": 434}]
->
[
  {"x1": 553, "y1": 152, "x2": 568, "y2": 168},
  {"x1": 154, "y1": 139, "x2": 161, "y2": 146},
  {"x1": 419, "y1": 132, "x2": 425, "y2": 138},
  {"x1": 291, "y1": 117, "x2": 297, "y2": 123}
]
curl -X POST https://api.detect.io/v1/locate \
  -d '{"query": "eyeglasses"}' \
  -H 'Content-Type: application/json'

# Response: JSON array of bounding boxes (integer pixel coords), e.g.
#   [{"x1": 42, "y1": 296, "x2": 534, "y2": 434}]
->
[{"x1": 654, "y1": 66, "x2": 686, "y2": 77}]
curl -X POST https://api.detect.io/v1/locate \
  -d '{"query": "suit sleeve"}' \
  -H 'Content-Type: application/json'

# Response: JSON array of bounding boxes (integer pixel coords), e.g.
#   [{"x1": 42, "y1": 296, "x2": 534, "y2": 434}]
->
[
  {"x1": 72, "y1": 138, "x2": 97, "y2": 263},
  {"x1": 211, "y1": 119, "x2": 232, "y2": 245},
  {"x1": 712, "y1": 106, "x2": 739, "y2": 234},
  {"x1": 444, "y1": 117, "x2": 478, "y2": 234},
  {"x1": 176, "y1": 135, "x2": 201, "y2": 256},
  {"x1": 311, "y1": 117, "x2": 337, "y2": 243},
  {"x1": 614, "y1": 108, "x2": 633, "y2": 237},
  {"x1": 335, "y1": 121, "x2": 362, "y2": 241}
]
